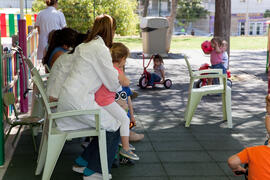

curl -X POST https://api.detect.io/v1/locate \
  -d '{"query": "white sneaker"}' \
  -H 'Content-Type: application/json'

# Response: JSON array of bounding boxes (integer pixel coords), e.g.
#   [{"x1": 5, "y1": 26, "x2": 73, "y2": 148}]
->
[
  {"x1": 83, "y1": 173, "x2": 112, "y2": 180},
  {"x1": 81, "y1": 142, "x2": 90, "y2": 149},
  {"x1": 72, "y1": 165, "x2": 85, "y2": 174},
  {"x1": 83, "y1": 173, "x2": 102, "y2": 180}
]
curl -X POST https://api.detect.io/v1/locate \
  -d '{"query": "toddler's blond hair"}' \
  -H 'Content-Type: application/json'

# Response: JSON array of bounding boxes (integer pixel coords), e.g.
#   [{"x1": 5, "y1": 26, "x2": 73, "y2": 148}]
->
[{"x1": 110, "y1": 42, "x2": 130, "y2": 63}]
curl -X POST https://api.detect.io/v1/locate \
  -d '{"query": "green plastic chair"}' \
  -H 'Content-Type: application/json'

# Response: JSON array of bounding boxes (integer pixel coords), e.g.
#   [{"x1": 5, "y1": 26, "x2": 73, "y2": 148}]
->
[
  {"x1": 44, "y1": 64, "x2": 51, "y2": 73},
  {"x1": 31, "y1": 68, "x2": 109, "y2": 180},
  {"x1": 24, "y1": 57, "x2": 49, "y2": 79},
  {"x1": 2, "y1": 92, "x2": 44, "y2": 152},
  {"x1": 184, "y1": 57, "x2": 232, "y2": 128},
  {"x1": 24, "y1": 57, "x2": 34, "y2": 71}
]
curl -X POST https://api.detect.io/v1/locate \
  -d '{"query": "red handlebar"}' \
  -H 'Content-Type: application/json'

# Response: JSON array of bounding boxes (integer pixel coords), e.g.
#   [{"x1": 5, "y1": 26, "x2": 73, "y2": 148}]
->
[{"x1": 142, "y1": 54, "x2": 154, "y2": 69}]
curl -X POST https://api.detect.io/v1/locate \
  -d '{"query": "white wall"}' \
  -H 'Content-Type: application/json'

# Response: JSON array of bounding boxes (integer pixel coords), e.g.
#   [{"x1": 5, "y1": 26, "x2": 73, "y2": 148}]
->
[
  {"x1": 232, "y1": 0, "x2": 270, "y2": 14},
  {"x1": 202, "y1": 0, "x2": 270, "y2": 14}
]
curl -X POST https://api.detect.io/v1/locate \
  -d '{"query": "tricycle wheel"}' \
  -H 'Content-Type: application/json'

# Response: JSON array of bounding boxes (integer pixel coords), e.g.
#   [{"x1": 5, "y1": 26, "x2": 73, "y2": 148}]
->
[
  {"x1": 139, "y1": 76, "x2": 148, "y2": 89},
  {"x1": 194, "y1": 80, "x2": 203, "y2": 88},
  {"x1": 164, "y1": 79, "x2": 172, "y2": 89}
]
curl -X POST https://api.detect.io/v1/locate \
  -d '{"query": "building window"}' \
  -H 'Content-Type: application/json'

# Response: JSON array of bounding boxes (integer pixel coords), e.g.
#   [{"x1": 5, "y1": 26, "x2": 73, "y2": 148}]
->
[
  {"x1": 257, "y1": 0, "x2": 262, "y2": 3},
  {"x1": 240, "y1": 22, "x2": 245, "y2": 35},
  {"x1": 249, "y1": 23, "x2": 254, "y2": 35},
  {"x1": 256, "y1": 23, "x2": 262, "y2": 35}
]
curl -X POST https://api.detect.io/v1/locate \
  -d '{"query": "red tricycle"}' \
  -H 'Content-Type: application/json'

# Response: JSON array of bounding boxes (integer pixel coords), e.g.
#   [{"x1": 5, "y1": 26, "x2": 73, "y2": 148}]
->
[
  {"x1": 138, "y1": 54, "x2": 172, "y2": 89},
  {"x1": 195, "y1": 63, "x2": 232, "y2": 88}
]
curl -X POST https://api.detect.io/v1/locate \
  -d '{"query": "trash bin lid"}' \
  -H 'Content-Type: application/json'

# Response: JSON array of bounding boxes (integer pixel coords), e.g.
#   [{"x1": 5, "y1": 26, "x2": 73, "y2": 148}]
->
[{"x1": 140, "y1": 17, "x2": 169, "y2": 29}]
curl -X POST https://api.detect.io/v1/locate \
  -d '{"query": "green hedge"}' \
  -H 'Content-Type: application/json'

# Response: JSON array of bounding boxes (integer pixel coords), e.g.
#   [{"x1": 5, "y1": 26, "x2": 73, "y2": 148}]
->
[{"x1": 32, "y1": 0, "x2": 139, "y2": 35}]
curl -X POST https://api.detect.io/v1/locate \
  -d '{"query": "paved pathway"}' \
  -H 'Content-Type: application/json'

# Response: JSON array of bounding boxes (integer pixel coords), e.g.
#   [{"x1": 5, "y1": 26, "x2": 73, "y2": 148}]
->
[{"x1": 3, "y1": 50, "x2": 268, "y2": 180}]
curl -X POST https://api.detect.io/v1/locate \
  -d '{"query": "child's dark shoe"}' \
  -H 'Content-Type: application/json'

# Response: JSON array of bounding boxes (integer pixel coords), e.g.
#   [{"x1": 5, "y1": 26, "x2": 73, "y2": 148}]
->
[{"x1": 119, "y1": 156, "x2": 135, "y2": 166}]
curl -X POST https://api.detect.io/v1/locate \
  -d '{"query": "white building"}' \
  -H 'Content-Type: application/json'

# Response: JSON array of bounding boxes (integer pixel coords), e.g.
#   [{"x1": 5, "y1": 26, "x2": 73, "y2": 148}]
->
[
  {"x1": 140, "y1": 0, "x2": 270, "y2": 36},
  {"x1": 198, "y1": 0, "x2": 270, "y2": 35}
]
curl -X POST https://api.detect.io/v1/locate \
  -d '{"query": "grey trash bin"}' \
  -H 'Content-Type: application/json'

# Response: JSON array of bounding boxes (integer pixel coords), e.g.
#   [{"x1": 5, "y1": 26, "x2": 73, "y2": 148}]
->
[{"x1": 140, "y1": 17, "x2": 169, "y2": 57}]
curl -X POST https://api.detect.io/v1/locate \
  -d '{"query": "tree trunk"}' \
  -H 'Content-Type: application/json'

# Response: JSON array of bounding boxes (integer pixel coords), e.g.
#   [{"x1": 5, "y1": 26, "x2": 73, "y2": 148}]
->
[
  {"x1": 166, "y1": 0, "x2": 178, "y2": 53},
  {"x1": 214, "y1": 0, "x2": 231, "y2": 63},
  {"x1": 143, "y1": 0, "x2": 149, "y2": 17}
]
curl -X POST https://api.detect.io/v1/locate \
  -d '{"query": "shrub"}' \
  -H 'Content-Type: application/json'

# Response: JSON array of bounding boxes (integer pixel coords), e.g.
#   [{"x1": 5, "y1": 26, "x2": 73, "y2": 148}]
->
[{"x1": 32, "y1": 0, "x2": 139, "y2": 35}]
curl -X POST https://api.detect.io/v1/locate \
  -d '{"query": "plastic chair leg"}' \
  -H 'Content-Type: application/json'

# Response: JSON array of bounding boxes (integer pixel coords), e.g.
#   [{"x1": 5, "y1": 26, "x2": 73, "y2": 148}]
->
[
  {"x1": 35, "y1": 135, "x2": 48, "y2": 175},
  {"x1": 222, "y1": 93, "x2": 227, "y2": 120},
  {"x1": 98, "y1": 130, "x2": 109, "y2": 180},
  {"x1": 225, "y1": 88, "x2": 232, "y2": 128},
  {"x1": 12, "y1": 125, "x2": 22, "y2": 146},
  {"x1": 185, "y1": 93, "x2": 202, "y2": 127},
  {"x1": 5, "y1": 125, "x2": 14, "y2": 142},
  {"x1": 41, "y1": 135, "x2": 66, "y2": 180},
  {"x1": 30, "y1": 125, "x2": 37, "y2": 152}
]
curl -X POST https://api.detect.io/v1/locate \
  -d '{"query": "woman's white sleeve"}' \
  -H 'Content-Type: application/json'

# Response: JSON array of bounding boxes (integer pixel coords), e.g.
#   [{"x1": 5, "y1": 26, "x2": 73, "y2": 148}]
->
[
  {"x1": 80, "y1": 44, "x2": 120, "y2": 92},
  {"x1": 95, "y1": 47, "x2": 120, "y2": 91}
]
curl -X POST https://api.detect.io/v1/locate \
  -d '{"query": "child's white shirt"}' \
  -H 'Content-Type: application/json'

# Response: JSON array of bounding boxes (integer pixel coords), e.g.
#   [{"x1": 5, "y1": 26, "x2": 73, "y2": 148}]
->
[
  {"x1": 154, "y1": 64, "x2": 165, "y2": 78},
  {"x1": 222, "y1": 51, "x2": 228, "y2": 69}
]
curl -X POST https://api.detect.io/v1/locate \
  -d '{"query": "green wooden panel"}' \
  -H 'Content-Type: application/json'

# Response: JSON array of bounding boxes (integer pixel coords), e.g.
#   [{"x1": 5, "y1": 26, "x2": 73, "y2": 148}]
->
[{"x1": 8, "y1": 14, "x2": 15, "y2": 37}]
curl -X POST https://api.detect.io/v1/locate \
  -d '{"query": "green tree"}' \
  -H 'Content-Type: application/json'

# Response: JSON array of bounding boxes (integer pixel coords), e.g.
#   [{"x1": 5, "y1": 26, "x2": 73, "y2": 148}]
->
[
  {"x1": 176, "y1": 0, "x2": 208, "y2": 30},
  {"x1": 264, "y1": 9, "x2": 270, "y2": 18},
  {"x1": 32, "y1": 0, "x2": 139, "y2": 35}
]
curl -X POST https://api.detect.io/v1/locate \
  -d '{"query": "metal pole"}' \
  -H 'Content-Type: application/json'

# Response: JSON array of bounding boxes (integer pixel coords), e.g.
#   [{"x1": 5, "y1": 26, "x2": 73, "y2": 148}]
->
[
  {"x1": 245, "y1": 0, "x2": 249, "y2": 36},
  {"x1": 18, "y1": 19, "x2": 28, "y2": 113},
  {"x1": 267, "y1": 23, "x2": 270, "y2": 73},
  {"x1": 93, "y1": 0, "x2": 96, "y2": 19},
  {"x1": 158, "y1": 0, "x2": 161, "y2": 16},
  {"x1": 0, "y1": 32, "x2": 5, "y2": 166},
  {"x1": 25, "y1": 0, "x2": 27, "y2": 14},
  {"x1": 20, "y1": 0, "x2": 25, "y2": 19}
]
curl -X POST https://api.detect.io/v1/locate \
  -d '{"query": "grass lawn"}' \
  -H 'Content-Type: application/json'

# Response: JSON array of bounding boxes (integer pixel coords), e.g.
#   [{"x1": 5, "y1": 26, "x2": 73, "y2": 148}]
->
[{"x1": 114, "y1": 36, "x2": 268, "y2": 51}]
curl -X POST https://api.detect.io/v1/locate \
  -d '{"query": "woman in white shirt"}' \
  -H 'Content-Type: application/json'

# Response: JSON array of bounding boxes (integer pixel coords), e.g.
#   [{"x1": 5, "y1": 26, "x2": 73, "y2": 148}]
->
[
  {"x1": 56, "y1": 14, "x2": 123, "y2": 179},
  {"x1": 35, "y1": 0, "x2": 66, "y2": 60},
  {"x1": 46, "y1": 33, "x2": 87, "y2": 102}
]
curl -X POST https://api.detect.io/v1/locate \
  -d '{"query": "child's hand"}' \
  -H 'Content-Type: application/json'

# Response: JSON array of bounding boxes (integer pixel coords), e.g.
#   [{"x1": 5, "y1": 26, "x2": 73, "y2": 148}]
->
[
  {"x1": 233, "y1": 166, "x2": 247, "y2": 176},
  {"x1": 130, "y1": 115, "x2": 136, "y2": 125}
]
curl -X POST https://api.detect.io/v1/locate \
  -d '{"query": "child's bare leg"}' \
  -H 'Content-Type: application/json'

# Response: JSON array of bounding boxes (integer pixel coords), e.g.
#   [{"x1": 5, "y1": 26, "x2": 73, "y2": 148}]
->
[
  {"x1": 121, "y1": 136, "x2": 130, "y2": 150},
  {"x1": 207, "y1": 78, "x2": 213, "y2": 85},
  {"x1": 102, "y1": 102, "x2": 139, "y2": 160}
]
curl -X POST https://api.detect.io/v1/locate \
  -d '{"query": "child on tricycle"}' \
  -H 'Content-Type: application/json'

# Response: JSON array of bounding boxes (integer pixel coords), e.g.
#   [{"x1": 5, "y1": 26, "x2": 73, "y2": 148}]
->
[{"x1": 138, "y1": 54, "x2": 172, "y2": 89}]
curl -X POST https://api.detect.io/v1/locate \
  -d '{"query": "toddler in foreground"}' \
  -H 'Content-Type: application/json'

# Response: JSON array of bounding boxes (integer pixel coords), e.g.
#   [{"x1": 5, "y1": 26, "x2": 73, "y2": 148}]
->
[{"x1": 95, "y1": 43, "x2": 139, "y2": 161}]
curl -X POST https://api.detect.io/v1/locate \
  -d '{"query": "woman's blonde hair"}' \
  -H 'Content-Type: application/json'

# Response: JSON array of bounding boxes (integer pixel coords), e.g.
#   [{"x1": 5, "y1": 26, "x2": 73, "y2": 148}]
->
[
  {"x1": 110, "y1": 42, "x2": 130, "y2": 63},
  {"x1": 85, "y1": 14, "x2": 116, "y2": 48}
]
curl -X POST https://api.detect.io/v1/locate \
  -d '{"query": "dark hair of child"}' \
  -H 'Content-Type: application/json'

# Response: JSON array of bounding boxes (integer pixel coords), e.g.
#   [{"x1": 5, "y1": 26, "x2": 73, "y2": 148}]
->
[
  {"x1": 153, "y1": 54, "x2": 164, "y2": 64},
  {"x1": 211, "y1": 37, "x2": 222, "y2": 47},
  {"x1": 68, "y1": 33, "x2": 88, "y2": 54},
  {"x1": 47, "y1": 30, "x2": 56, "y2": 45},
  {"x1": 42, "y1": 27, "x2": 78, "y2": 65}
]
